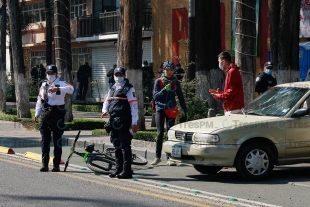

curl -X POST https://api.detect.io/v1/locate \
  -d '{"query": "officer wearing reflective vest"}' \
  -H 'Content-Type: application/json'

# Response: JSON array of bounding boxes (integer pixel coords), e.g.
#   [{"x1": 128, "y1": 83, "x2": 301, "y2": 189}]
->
[
  {"x1": 34, "y1": 65, "x2": 74, "y2": 172},
  {"x1": 101, "y1": 67, "x2": 138, "y2": 179}
]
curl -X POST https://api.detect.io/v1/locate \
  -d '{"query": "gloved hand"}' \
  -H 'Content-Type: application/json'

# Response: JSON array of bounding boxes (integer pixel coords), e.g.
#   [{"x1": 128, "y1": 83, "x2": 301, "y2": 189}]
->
[{"x1": 164, "y1": 84, "x2": 171, "y2": 91}]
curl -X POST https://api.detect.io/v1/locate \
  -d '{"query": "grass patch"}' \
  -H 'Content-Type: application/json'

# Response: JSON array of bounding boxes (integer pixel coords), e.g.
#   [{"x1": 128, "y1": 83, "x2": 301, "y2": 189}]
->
[{"x1": 72, "y1": 104, "x2": 102, "y2": 112}]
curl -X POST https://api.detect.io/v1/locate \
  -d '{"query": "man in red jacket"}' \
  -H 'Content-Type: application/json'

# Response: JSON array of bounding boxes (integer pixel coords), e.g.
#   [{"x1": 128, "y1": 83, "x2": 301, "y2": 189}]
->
[{"x1": 209, "y1": 51, "x2": 244, "y2": 115}]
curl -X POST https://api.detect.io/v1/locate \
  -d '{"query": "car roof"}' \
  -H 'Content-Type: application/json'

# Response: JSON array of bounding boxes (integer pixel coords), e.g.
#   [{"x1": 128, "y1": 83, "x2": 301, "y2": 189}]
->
[{"x1": 275, "y1": 81, "x2": 310, "y2": 89}]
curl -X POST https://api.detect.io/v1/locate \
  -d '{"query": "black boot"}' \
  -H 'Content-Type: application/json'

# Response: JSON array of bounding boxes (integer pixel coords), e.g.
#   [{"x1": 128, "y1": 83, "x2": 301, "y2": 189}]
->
[
  {"x1": 116, "y1": 171, "x2": 133, "y2": 179},
  {"x1": 52, "y1": 166, "x2": 60, "y2": 172},
  {"x1": 109, "y1": 170, "x2": 122, "y2": 178},
  {"x1": 40, "y1": 166, "x2": 49, "y2": 172}
]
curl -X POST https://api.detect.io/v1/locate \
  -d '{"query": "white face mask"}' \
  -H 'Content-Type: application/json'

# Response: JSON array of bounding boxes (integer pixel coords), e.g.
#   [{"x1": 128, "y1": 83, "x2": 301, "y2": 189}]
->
[
  {"x1": 47, "y1": 75, "x2": 56, "y2": 82},
  {"x1": 114, "y1": 76, "x2": 124, "y2": 83},
  {"x1": 219, "y1": 62, "x2": 223, "y2": 70}
]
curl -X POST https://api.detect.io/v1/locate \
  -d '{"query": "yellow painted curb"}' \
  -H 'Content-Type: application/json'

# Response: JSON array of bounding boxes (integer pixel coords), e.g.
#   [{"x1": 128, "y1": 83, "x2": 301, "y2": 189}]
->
[
  {"x1": 0, "y1": 146, "x2": 15, "y2": 154},
  {"x1": 23, "y1": 152, "x2": 64, "y2": 164}
]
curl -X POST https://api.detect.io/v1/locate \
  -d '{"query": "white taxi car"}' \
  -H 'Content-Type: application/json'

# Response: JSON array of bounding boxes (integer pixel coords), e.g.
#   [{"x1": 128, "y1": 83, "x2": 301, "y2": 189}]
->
[{"x1": 163, "y1": 82, "x2": 310, "y2": 180}]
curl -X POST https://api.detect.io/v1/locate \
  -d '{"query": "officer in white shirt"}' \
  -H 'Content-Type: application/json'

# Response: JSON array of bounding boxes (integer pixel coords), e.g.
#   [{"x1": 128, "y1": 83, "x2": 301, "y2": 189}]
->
[
  {"x1": 101, "y1": 67, "x2": 138, "y2": 179},
  {"x1": 34, "y1": 65, "x2": 74, "y2": 172}
]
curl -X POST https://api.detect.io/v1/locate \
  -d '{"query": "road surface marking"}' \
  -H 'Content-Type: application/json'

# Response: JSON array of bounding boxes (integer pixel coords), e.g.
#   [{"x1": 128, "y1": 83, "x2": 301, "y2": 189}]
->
[{"x1": 0, "y1": 156, "x2": 224, "y2": 207}]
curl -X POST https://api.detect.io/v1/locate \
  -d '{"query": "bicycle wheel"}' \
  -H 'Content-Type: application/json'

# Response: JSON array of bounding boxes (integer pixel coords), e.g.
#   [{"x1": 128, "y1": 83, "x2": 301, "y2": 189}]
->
[
  {"x1": 132, "y1": 153, "x2": 148, "y2": 165},
  {"x1": 86, "y1": 155, "x2": 114, "y2": 174}
]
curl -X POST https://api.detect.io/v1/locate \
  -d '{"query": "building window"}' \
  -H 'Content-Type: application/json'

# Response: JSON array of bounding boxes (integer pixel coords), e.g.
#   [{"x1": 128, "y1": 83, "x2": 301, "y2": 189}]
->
[
  {"x1": 22, "y1": 1, "x2": 54, "y2": 24},
  {"x1": 72, "y1": 47, "x2": 91, "y2": 74},
  {"x1": 32, "y1": 51, "x2": 47, "y2": 67},
  {"x1": 71, "y1": 0, "x2": 86, "y2": 18}
]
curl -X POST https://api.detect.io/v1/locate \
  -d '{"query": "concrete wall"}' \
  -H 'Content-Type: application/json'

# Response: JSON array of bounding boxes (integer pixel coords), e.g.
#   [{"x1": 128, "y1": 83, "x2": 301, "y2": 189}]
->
[{"x1": 151, "y1": 0, "x2": 188, "y2": 74}]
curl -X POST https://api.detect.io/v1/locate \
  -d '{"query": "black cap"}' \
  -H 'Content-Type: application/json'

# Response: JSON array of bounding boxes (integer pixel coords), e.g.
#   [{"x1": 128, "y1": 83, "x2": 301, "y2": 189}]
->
[
  {"x1": 114, "y1": 67, "x2": 126, "y2": 75},
  {"x1": 143, "y1": 60, "x2": 148, "y2": 65},
  {"x1": 264, "y1": 61, "x2": 273, "y2": 68},
  {"x1": 46, "y1": 65, "x2": 57, "y2": 73}
]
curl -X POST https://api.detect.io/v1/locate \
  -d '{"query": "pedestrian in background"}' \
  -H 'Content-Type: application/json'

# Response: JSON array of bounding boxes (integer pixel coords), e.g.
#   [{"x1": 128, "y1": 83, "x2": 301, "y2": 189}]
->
[
  {"x1": 77, "y1": 62, "x2": 91, "y2": 100},
  {"x1": 34, "y1": 65, "x2": 74, "y2": 172},
  {"x1": 30, "y1": 65, "x2": 38, "y2": 90},
  {"x1": 101, "y1": 67, "x2": 138, "y2": 179},
  {"x1": 142, "y1": 60, "x2": 154, "y2": 116},
  {"x1": 255, "y1": 61, "x2": 277, "y2": 95},
  {"x1": 174, "y1": 63, "x2": 185, "y2": 81},
  {"x1": 209, "y1": 51, "x2": 244, "y2": 115},
  {"x1": 151, "y1": 61, "x2": 188, "y2": 166},
  {"x1": 107, "y1": 64, "x2": 117, "y2": 88}
]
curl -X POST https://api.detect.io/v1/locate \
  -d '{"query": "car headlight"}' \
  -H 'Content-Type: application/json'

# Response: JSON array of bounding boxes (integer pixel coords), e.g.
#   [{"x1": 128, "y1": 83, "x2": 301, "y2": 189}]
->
[
  {"x1": 167, "y1": 130, "x2": 175, "y2": 140},
  {"x1": 194, "y1": 133, "x2": 220, "y2": 143}
]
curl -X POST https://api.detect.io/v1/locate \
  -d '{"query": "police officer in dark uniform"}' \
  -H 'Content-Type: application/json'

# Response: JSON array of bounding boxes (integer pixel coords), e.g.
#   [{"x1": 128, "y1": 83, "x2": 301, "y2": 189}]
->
[
  {"x1": 34, "y1": 65, "x2": 74, "y2": 172},
  {"x1": 101, "y1": 67, "x2": 138, "y2": 179},
  {"x1": 142, "y1": 60, "x2": 154, "y2": 116},
  {"x1": 255, "y1": 61, "x2": 277, "y2": 95}
]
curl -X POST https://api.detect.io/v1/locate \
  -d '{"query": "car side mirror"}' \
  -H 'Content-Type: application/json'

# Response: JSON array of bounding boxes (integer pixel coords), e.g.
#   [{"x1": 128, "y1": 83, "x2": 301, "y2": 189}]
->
[{"x1": 291, "y1": 108, "x2": 310, "y2": 118}]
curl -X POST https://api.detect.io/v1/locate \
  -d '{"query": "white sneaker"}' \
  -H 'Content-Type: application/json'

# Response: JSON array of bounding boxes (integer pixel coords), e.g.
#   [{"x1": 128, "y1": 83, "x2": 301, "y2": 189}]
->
[
  {"x1": 166, "y1": 160, "x2": 177, "y2": 166},
  {"x1": 151, "y1": 158, "x2": 161, "y2": 165}
]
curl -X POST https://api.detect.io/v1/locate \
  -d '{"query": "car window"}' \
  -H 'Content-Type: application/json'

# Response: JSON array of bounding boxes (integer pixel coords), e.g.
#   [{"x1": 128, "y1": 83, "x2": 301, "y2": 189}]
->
[
  {"x1": 299, "y1": 95, "x2": 310, "y2": 111},
  {"x1": 244, "y1": 87, "x2": 309, "y2": 117}
]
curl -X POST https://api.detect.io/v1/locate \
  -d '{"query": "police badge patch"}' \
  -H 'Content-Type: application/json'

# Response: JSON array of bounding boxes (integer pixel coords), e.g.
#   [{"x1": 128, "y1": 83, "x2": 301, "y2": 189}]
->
[{"x1": 132, "y1": 92, "x2": 136, "y2": 97}]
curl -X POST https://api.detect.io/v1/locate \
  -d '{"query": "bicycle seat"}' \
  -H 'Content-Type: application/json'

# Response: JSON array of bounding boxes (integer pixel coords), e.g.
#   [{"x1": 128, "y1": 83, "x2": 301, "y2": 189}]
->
[{"x1": 85, "y1": 143, "x2": 95, "y2": 153}]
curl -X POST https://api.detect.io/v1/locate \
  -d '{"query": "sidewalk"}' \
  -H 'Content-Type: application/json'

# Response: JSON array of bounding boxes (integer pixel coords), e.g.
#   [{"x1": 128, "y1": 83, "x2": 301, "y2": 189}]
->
[{"x1": 0, "y1": 110, "x2": 161, "y2": 161}]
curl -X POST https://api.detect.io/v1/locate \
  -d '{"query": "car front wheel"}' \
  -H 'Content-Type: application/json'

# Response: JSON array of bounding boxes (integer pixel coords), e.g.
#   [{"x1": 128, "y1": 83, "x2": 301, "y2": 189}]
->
[
  {"x1": 193, "y1": 165, "x2": 222, "y2": 174},
  {"x1": 236, "y1": 142, "x2": 274, "y2": 181}
]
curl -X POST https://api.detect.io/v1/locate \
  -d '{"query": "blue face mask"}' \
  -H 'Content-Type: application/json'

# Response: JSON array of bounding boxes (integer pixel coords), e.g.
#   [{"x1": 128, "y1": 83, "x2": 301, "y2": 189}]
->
[
  {"x1": 219, "y1": 62, "x2": 223, "y2": 70},
  {"x1": 265, "y1": 69, "x2": 273, "y2": 75}
]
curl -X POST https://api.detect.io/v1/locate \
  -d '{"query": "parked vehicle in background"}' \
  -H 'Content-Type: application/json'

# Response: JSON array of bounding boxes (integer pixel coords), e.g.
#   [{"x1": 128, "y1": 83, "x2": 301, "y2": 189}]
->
[{"x1": 163, "y1": 82, "x2": 310, "y2": 181}]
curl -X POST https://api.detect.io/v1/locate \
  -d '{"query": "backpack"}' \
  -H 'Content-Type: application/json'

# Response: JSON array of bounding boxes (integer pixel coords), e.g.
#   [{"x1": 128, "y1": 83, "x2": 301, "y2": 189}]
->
[{"x1": 151, "y1": 77, "x2": 176, "y2": 112}]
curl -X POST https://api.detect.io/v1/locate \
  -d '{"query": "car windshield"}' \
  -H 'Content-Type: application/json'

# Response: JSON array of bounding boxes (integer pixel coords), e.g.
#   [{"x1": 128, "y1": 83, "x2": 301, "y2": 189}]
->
[{"x1": 244, "y1": 87, "x2": 309, "y2": 117}]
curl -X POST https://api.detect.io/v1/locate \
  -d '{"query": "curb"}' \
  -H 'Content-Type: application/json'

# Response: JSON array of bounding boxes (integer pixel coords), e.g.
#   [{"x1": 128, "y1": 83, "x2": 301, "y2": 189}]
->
[
  {"x1": 23, "y1": 151, "x2": 65, "y2": 164},
  {"x1": 0, "y1": 146, "x2": 15, "y2": 154}
]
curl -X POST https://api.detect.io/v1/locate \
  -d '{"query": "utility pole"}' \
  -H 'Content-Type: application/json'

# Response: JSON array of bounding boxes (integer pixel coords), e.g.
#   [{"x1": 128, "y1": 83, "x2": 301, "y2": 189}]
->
[
  {"x1": 188, "y1": 0, "x2": 195, "y2": 81},
  {"x1": 45, "y1": 0, "x2": 52, "y2": 65}
]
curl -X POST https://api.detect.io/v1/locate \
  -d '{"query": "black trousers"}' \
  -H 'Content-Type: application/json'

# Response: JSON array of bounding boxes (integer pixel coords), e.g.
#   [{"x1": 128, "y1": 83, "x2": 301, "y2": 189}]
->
[
  {"x1": 78, "y1": 81, "x2": 88, "y2": 99},
  {"x1": 155, "y1": 110, "x2": 175, "y2": 159},
  {"x1": 40, "y1": 116, "x2": 65, "y2": 167},
  {"x1": 110, "y1": 129, "x2": 133, "y2": 174}
]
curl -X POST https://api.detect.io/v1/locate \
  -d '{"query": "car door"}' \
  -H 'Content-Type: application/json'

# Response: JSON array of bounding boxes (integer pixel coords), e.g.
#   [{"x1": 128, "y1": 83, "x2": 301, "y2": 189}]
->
[{"x1": 285, "y1": 98, "x2": 310, "y2": 159}]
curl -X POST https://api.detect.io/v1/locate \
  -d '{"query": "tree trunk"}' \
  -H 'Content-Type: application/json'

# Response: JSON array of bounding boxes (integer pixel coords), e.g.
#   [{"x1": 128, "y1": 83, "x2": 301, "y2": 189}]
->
[
  {"x1": 8, "y1": 0, "x2": 31, "y2": 118},
  {"x1": 45, "y1": 0, "x2": 53, "y2": 65},
  {"x1": 195, "y1": 0, "x2": 223, "y2": 113},
  {"x1": 0, "y1": 0, "x2": 6, "y2": 112},
  {"x1": 235, "y1": 0, "x2": 256, "y2": 105},
  {"x1": 54, "y1": 0, "x2": 73, "y2": 122},
  {"x1": 117, "y1": 0, "x2": 145, "y2": 130},
  {"x1": 269, "y1": 0, "x2": 301, "y2": 83}
]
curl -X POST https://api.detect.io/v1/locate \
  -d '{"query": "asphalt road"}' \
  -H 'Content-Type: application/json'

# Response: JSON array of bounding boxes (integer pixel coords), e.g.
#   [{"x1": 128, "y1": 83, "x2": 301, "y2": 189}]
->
[{"x1": 2, "y1": 148, "x2": 310, "y2": 207}]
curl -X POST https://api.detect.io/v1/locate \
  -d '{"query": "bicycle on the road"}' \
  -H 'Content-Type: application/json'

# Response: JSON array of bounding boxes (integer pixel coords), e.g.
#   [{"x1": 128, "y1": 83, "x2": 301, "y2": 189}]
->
[{"x1": 63, "y1": 131, "x2": 148, "y2": 174}]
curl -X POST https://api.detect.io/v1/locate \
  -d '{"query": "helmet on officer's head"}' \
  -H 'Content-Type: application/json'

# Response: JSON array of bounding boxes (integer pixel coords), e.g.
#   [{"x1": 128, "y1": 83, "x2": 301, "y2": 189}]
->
[
  {"x1": 46, "y1": 64, "x2": 57, "y2": 73},
  {"x1": 162, "y1": 61, "x2": 174, "y2": 69}
]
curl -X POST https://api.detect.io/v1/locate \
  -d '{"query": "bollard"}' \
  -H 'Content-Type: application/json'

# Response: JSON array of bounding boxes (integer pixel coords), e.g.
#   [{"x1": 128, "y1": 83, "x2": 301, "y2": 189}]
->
[{"x1": 151, "y1": 113, "x2": 156, "y2": 127}]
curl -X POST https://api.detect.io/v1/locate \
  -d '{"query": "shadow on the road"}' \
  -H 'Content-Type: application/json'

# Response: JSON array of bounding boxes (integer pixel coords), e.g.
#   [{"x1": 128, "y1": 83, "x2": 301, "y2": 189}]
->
[{"x1": 184, "y1": 165, "x2": 310, "y2": 184}]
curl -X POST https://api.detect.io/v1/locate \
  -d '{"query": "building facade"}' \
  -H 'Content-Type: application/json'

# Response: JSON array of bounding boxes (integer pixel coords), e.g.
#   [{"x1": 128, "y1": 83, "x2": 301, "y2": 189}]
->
[{"x1": 21, "y1": 0, "x2": 152, "y2": 101}]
